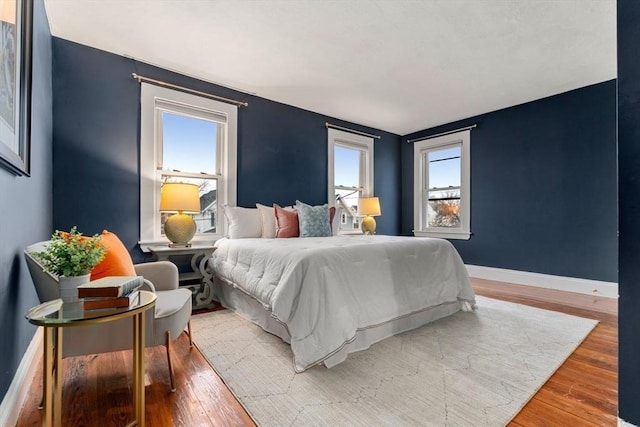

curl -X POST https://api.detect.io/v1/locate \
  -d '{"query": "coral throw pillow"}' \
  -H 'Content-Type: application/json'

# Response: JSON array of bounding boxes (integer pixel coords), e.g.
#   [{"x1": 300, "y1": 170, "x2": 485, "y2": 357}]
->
[
  {"x1": 90, "y1": 230, "x2": 137, "y2": 280},
  {"x1": 329, "y1": 206, "x2": 336, "y2": 234},
  {"x1": 274, "y1": 204, "x2": 299, "y2": 238}
]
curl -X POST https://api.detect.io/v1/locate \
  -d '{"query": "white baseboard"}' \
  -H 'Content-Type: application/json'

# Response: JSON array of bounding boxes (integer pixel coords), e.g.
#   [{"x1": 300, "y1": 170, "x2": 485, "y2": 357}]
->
[
  {"x1": 465, "y1": 264, "x2": 618, "y2": 299},
  {"x1": 619, "y1": 418, "x2": 638, "y2": 427},
  {"x1": 0, "y1": 328, "x2": 42, "y2": 427}
]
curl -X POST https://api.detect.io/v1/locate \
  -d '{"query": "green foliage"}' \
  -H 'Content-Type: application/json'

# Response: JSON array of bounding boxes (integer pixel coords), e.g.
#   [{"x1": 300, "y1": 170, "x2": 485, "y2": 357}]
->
[{"x1": 32, "y1": 226, "x2": 106, "y2": 277}]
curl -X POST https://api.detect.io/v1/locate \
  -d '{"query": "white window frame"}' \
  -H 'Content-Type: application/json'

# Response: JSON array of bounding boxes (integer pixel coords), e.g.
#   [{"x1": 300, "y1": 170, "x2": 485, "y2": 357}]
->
[
  {"x1": 139, "y1": 83, "x2": 237, "y2": 248},
  {"x1": 327, "y1": 129, "x2": 374, "y2": 234},
  {"x1": 413, "y1": 130, "x2": 471, "y2": 240}
]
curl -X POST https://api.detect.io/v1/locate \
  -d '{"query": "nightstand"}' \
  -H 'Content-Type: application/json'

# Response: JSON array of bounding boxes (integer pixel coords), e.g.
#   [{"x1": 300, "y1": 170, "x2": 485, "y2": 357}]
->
[{"x1": 146, "y1": 244, "x2": 216, "y2": 310}]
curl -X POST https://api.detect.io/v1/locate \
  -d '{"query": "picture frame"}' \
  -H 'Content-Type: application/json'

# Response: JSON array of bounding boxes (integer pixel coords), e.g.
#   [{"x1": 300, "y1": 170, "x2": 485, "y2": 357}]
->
[{"x1": 0, "y1": 0, "x2": 33, "y2": 176}]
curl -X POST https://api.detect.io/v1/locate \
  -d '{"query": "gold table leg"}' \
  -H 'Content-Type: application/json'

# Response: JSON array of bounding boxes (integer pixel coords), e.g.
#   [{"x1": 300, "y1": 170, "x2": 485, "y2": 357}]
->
[
  {"x1": 132, "y1": 312, "x2": 146, "y2": 426},
  {"x1": 41, "y1": 326, "x2": 63, "y2": 427},
  {"x1": 54, "y1": 328, "x2": 62, "y2": 426},
  {"x1": 42, "y1": 327, "x2": 53, "y2": 427}
]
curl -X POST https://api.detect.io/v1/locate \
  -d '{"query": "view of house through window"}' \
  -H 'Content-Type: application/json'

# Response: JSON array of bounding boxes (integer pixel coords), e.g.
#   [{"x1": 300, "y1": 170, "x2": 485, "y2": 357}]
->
[
  {"x1": 160, "y1": 112, "x2": 221, "y2": 236},
  {"x1": 328, "y1": 128, "x2": 374, "y2": 233},
  {"x1": 413, "y1": 129, "x2": 471, "y2": 240},
  {"x1": 424, "y1": 145, "x2": 461, "y2": 228},
  {"x1": 334, "y1": 145, "x2": 365, "y2": 230}
]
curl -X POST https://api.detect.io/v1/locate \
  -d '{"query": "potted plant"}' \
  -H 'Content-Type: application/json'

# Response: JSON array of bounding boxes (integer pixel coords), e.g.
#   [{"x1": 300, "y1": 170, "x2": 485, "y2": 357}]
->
[{"x1": 32, "y1": 226, "x2": 106, "y2": 302}]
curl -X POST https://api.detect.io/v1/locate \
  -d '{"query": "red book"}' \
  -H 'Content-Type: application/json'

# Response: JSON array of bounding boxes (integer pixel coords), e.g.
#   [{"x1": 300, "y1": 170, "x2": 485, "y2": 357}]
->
[{"x1": 83, "y1": 291, "x2": 140, "y2": 310}]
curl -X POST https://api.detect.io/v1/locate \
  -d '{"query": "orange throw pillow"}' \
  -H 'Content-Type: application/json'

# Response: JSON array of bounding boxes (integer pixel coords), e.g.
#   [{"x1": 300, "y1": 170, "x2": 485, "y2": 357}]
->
[{"x1": 90, "y1": 230, "x2": 136, "y2": 280}]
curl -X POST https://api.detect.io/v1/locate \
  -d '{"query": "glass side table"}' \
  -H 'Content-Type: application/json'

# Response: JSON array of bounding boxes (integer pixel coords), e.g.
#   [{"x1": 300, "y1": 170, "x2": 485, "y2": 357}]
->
[{"x1": 25, "y1": 291, "x2": 157, "y2": 427}]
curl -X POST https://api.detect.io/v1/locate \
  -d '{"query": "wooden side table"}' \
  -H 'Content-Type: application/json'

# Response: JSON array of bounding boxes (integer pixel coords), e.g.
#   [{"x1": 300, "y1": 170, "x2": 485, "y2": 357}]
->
[
  {"x1": 25, "y1": 291, "x2": 157, "y2": 427},
  {"x1": 146, "y1": 244, "x2": 216, "y2": 310}
]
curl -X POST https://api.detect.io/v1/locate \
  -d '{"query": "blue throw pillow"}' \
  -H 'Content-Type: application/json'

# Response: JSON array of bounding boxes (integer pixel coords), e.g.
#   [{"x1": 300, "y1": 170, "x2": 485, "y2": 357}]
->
[{"x1": 296, "y1": 200, "x2": 331, "y2": 237}]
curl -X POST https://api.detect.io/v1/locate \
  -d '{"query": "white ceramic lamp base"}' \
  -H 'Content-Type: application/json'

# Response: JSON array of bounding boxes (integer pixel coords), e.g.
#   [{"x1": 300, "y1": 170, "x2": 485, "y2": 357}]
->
[
  {"x1": 165, "y1": 213, "x2": 196, "y2": 247},
  {"x1": 361, "y1": 216, "x2": 377, "y2": 235}
]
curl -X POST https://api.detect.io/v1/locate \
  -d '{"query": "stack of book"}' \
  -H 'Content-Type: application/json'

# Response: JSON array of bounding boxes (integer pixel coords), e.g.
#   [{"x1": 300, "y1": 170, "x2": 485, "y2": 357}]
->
[{"x1": 77, "y1": 276, "x2": 144, "y2": 310}]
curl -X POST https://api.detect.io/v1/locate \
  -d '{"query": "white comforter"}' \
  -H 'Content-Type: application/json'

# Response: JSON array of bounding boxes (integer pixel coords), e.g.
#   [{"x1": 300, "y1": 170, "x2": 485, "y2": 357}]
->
[{"x1": 212, "y1": 235, "x2": 475, "y2": 372}]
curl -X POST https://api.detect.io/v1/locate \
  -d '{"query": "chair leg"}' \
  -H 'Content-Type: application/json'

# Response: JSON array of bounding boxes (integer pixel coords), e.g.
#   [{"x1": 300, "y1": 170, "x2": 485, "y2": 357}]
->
[
  {"x1": 165, "y1": 330, "x2": 176, "y2": 392},
  {"x1": 187, "y1": 320, "x2": 193, "y2": 347}
]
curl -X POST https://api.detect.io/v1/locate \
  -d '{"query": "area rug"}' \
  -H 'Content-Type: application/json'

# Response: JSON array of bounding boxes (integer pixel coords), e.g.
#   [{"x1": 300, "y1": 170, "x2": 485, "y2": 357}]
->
[{"x1": 190, "y1": 296, "x2": 597, "y2": 426}]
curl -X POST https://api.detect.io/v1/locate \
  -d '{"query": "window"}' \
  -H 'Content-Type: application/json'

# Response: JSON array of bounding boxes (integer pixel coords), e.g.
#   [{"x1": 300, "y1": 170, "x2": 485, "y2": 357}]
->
[
  {"x1": 140, "y1": 84, "x2": 237, "y2": 246},
  {"x1": 413, "y1": 130, "x2": 470, "y2": 239},
  {"x1": 327, "y1": 128, "x2": 374, "y2": 233}
]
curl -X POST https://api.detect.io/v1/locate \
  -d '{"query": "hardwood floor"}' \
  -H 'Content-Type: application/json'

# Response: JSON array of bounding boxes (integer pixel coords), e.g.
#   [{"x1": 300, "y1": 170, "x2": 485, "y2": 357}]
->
[
  {"x1": 16, "y1": 279, "x2": 617, "y2": 426},
  {"x1": 474, "y1": 280, "x2": 617, "y2": 426}
]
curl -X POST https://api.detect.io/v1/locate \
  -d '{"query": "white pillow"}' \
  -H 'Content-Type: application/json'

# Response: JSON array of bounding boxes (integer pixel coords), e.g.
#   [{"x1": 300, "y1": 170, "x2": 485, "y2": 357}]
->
[
  {"x1": 223, "y1": 205, "x2": 262, "y2": 239},
  {"x1": 256, "y1": 203, "x2": 277, "y2": 238}
]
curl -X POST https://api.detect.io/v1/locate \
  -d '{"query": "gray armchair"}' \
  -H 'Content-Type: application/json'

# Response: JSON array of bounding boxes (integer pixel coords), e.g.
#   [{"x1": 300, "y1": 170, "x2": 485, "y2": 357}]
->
[{"x1": 24, "y1": 241, "x2": 193, "y2": 392}]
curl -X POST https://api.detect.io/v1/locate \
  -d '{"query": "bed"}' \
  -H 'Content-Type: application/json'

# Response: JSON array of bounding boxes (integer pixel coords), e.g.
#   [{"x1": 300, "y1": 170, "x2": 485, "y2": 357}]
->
[{"x1": 211, "y1": 235, "x2": 476, "y2": 372}]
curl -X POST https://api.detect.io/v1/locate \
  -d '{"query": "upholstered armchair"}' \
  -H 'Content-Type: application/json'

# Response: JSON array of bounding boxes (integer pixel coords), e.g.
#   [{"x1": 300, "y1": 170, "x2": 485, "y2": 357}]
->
[{"x1": 24, "y1": 240, "x2": 193, "y2": 392}]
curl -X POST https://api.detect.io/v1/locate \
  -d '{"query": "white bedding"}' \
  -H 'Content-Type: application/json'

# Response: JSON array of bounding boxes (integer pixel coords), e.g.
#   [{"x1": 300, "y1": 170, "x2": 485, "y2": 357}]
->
[{"x1": 212, "y1": 235, "x2": 475, "y2": 372}]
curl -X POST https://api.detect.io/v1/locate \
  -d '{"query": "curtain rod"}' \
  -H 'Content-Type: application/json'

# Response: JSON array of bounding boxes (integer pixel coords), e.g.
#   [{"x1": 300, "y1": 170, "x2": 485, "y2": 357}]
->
[
  {"x1": 325, "y1": 122, "x2": 381, "y2": 140},
  {"x1": 131, "y1": 73, "x2": 248, "y2": 107},
  {"x1": 406, "y1": 124, "x2": 477, "y2": 144}
]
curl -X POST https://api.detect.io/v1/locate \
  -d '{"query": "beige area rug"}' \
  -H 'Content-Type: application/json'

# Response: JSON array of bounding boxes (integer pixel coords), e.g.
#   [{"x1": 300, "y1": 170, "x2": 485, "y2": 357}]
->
[{"x1": 191, "y1": 296, "x2": 597, "y2": 426}]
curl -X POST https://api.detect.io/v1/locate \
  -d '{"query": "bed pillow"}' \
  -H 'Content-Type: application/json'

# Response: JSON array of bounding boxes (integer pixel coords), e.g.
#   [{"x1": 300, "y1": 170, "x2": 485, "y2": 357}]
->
[
  {"x1": 256, "y1": 203, "x2": 277, "y2": 238},
  {"x1": 223, "y1": 205, "x2": 262, "y2": 239},
  {"x1": 274, "y1": 204, "x2": 299, "y2": 238},
  {"x1": 296, "y1": 200, "x2": 331, "y2": 238}
]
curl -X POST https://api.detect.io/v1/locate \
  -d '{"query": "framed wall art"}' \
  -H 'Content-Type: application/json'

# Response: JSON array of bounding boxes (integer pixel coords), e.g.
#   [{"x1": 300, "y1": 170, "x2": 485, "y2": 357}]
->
[{"x1": 0, "y1": 0, "x2": 33, "y2": 176}]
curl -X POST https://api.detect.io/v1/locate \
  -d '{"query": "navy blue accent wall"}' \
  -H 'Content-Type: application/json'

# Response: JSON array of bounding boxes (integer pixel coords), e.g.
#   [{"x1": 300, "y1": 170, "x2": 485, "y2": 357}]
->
[
  {"x1": 401, "y1": 81, "x2": 617, "y2": 282},
  {"x1": 52, "y1": 40, "x2": 142, "y2": 254},
  {"x1": 618, "y1": 0, "x2": 640, "y2": 423},
  {"x1": 52, "y1": 39, "x2": 401, "y2": 262},
  {"x1": 0, "y1": 0, "x2": 52, "y2": 401}
]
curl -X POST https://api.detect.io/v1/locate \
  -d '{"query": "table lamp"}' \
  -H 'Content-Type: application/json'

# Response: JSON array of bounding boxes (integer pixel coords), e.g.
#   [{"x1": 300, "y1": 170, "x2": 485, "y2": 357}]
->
[
  {"x1": 358, "y1": 197, "x2": 381, "y2": 235},
  {"x1": 160, "y1": 182, "x2": 201, "y2": 247}
]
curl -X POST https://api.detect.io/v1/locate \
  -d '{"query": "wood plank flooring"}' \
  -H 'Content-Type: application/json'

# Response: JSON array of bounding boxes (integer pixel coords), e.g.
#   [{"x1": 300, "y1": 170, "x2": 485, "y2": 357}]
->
[
  {"x1": 16, "y1": 279, "x2": 617, "y2": 426},
  {"x1": 474, "y1": 280, "x2": 618, "y2": 427}
]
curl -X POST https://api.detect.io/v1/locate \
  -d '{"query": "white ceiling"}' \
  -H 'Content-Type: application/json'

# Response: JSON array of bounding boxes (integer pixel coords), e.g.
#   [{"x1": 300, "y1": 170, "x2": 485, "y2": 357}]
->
[{"x1": 44, "y1": 0, "x2": 616, "y2": 136}]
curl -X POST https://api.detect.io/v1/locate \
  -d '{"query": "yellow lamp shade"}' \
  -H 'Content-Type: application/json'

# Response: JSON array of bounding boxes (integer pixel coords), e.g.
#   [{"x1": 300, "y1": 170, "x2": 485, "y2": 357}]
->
[
  {"x1": 160, "y1": 183, "x2": 201, "y2": 214},
  {"x1": 0, "y1": 1, "x2": 16, "y2": 24},
  {"x1": 358, "y1": 197, "x2": 381, "y2": 216}
]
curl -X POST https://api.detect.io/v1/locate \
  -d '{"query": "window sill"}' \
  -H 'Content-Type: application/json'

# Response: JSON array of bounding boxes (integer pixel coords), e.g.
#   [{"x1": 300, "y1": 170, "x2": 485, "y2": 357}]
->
[
  {"x1": 413, "y1": 230, "x2": 471, "y2": 240},
  {"x1": 339, "y1": 229, "x2": 364, "y2": 235}
]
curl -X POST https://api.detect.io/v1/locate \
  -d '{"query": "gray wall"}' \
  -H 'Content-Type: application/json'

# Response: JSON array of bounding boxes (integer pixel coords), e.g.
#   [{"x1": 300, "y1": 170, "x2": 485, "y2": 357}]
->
[{"x1": 0, "y1": 0, "x2": 52, "y2": 401}]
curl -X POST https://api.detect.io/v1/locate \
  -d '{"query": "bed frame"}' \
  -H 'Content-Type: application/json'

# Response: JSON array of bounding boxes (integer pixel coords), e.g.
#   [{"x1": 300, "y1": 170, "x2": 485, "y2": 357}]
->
[{"x1": 214, "y1": 276, "x2": 464, "y2": 369}]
